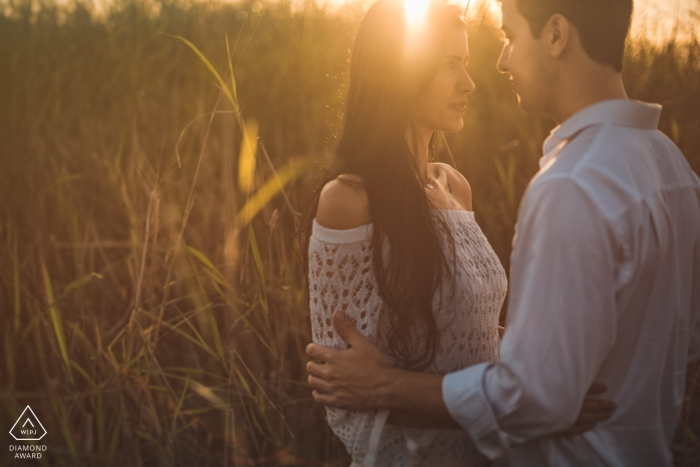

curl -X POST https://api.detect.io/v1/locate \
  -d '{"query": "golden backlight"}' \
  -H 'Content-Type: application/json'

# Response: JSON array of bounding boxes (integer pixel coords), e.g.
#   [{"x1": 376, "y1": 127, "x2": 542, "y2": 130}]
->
[
  {"x1": 404, "y1": 0, "x2": 430, "y2": 25},
  {"x1": 458, "y1": 0, "x2": 700, "y2": 44}
]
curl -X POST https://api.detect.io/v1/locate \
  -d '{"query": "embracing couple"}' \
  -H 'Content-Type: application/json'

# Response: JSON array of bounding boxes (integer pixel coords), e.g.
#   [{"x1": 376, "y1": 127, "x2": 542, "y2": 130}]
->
[{"x1": 303, "y1": 0, "x2": 700, "y2": 465}]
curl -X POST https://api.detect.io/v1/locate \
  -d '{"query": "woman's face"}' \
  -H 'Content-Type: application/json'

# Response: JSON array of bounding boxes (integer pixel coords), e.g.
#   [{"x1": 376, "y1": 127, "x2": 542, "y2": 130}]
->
[{"x1": 412, "y1": 28, "x2": 475, "y2": 134}]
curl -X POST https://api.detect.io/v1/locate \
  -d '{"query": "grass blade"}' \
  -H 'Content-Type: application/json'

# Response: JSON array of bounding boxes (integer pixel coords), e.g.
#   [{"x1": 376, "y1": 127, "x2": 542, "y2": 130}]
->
[
  {"x1": 226, "y1": 33, "x2": 240, "y2": 111},
  {"x1": 13, "y1": 228, "x2": 20, "y2": 332},
  {"x1": 236, "y1": 157, "x2": 314, "y2": 227},
  {"x1": 186, "y1": 246, "x2": 228, "y2": 287},
  {"x1": 238, "y1": 119, "x2": 259, "y2": 194},
  {"x1": 170, "y1": 34, "x2": 237, "y2": 110},
  {"x1": 41, "y1": 262, "x2": 73, "y2": 383}
]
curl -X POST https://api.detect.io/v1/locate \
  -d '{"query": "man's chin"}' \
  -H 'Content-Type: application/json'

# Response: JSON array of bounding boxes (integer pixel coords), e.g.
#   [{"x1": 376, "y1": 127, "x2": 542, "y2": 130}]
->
[{"x1": 516, "y1": 95, "x2": 544, "y2": 116}]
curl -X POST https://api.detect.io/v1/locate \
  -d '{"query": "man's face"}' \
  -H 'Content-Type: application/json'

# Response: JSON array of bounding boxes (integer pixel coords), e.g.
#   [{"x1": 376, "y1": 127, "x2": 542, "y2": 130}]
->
[{"x1": 498, "y1": 0, "x2": 553, "y2": 115}]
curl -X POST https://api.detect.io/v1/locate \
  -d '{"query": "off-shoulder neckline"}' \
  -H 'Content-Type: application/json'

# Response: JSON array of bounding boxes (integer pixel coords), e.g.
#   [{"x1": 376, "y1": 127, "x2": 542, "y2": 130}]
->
[{"x1": 311, "y1": 210, "x2": 474, "y2": 245}]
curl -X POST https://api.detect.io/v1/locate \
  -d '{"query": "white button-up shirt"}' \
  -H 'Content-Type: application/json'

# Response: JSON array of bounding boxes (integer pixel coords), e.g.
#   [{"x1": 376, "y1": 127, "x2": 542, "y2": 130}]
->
[{"x1": 442, "y1": 99, "x2": 700, "y2": 466}]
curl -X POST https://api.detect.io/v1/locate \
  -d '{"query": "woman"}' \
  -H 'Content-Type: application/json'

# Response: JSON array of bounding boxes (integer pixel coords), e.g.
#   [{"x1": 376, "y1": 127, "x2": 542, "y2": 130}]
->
[{"x1": 306, "y1": 0, "x2": 606, "y2": 465}]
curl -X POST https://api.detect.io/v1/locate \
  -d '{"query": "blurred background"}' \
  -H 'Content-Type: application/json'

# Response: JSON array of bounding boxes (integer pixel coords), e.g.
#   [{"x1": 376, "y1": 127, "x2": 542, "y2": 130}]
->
[{"x1": 0, "y1": 0, "x2": 699, "y2": 465}]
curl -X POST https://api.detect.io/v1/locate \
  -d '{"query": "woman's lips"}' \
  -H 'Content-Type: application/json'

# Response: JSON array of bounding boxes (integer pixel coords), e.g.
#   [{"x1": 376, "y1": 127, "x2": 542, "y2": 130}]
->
[{"x1": 449, "y1": 102, "x2": 467, "y2": 112}]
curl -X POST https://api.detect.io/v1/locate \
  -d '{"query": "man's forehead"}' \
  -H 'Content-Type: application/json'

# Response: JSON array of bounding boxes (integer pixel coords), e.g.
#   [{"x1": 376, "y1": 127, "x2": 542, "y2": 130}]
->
[{"x1": 499, "y1": 0, "x2": 516, "y2": 29}]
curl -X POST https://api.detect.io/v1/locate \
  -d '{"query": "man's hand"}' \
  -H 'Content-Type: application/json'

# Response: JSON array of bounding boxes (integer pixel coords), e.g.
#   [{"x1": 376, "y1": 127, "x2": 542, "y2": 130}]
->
[
  {"x1": 306, "y1": 311, "x2": 458, "y2": 428},
  {"x1": 306, "y1": 311, "x2": 394, "y2": 410}
]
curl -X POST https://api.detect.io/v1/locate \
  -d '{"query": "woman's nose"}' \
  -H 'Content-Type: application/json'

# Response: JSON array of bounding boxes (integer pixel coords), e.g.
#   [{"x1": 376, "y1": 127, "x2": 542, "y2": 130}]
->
[
  {"x1": 465, "y1": 72, "x2": 476, "y2": 93},
  {"x1": 459, "y1": 69, "x2": 476, "y2": 94}
]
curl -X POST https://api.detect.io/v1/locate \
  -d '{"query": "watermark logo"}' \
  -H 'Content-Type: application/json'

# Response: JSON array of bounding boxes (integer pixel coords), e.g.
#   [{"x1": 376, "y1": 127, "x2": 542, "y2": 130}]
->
[{"x1": 9, "y1": 406, "x2": 46, "y2": 441}]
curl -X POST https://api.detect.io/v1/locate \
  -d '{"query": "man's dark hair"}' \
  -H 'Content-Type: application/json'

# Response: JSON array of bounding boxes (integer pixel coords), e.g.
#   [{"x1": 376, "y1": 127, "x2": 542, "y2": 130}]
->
[{"x1": 516, "y1": 0, "x2": 633, "y2": 72}]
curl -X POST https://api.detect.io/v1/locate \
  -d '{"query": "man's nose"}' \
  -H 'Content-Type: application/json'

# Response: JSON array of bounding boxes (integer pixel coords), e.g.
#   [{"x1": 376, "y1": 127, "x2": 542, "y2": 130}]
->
[{"x1": 497, "y1": 44, "x2": 509, "y2": 74}]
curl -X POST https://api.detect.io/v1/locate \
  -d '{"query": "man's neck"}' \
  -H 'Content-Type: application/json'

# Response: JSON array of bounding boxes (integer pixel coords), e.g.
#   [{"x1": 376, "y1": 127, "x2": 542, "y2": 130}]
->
[{"x1": 549, "y1": 66, "x2": 628, "y2": 125}]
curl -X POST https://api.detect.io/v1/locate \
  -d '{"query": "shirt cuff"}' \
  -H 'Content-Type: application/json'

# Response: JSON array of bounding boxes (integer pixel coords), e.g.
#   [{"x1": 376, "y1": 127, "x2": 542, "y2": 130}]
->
[{"x1": 442, "y1": 362, "x2": 510, "y2": 460}]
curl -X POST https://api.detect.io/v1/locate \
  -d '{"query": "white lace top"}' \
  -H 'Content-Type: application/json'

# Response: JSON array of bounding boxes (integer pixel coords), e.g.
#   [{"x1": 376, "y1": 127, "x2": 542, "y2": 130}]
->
[{"x1": 309, "y1": 209, "x2": 508, "y2": 467}]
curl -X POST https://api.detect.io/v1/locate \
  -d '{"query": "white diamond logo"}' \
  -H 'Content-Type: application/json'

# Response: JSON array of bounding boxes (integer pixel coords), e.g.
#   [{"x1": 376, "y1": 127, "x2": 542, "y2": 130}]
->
[{"x1": 9, "y1": 406, "x2": 47, "y2": 441}]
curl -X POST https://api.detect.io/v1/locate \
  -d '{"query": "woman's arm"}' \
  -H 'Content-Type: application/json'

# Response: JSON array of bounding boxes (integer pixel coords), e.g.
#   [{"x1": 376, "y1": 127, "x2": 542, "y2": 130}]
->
[{"x1": 309, "y1": 177, "x2": 393, "y2": 461}]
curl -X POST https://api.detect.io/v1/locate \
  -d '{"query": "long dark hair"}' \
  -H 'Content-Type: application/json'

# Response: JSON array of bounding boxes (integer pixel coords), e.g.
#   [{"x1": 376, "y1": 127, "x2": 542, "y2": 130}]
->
[{"x1": 306, "y1": 0, "x2": 464, "y2": 370}]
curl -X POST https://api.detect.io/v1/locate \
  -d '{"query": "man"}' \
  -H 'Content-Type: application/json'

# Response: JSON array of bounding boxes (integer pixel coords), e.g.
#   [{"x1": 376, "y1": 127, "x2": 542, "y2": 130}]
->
[{"x1": 305, "y1": 0, "x2": 700, "y2": 465}]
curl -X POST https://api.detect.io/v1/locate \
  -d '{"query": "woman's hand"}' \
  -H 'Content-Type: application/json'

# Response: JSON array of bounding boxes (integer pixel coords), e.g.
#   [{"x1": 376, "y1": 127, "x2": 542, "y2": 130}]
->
[{"x1": 558, "y1": 382, "x2": 616, "y2": 436}]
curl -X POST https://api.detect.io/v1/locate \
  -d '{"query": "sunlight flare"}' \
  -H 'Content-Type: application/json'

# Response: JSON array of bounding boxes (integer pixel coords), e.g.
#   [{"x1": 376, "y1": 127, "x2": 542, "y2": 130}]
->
[{"x1": 404, "y1": 0, "x2": 430, "y2": 26}]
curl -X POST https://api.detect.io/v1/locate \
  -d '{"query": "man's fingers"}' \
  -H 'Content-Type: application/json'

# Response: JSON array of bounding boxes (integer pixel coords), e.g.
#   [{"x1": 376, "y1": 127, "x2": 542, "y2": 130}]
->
[
  {"x1": 306, "y1": 360, "x2": 328, "y2": 379},
  {"x1": 306, "y1": 342, "x2": 332, "y2": 362},
  {"x1": 332, "y1": 311, "x2": 367, "y2": 348},
  {"x1": 308, "y1": 374, "x2": 332, "y2": 393},
  {"x1": 312, "y1": 390, "x2": 334, "y2": 406},
  {"x1": 586, "y1": 381, "x2": 608, "y2": 395}
]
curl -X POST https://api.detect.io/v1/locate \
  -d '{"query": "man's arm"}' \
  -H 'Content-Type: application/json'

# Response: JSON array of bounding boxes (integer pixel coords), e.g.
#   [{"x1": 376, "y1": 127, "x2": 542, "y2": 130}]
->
[{"x1": 306, "y1": 312, "x2": 614, "y2": 432}]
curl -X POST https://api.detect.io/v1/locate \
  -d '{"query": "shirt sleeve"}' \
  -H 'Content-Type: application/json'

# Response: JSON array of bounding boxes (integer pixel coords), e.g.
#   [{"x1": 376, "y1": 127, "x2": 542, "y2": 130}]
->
[
  {"x1": 308, "y1": 233, "x2": 388, "y2": 462},
  {"x1": 442, "y1": 176, "x2": 619, "y2": 459}
]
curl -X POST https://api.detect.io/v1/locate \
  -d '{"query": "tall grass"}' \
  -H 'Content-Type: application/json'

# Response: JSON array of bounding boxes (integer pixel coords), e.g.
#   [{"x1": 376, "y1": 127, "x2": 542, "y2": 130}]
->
[{"x1": 0, "y1": 0, "x2": 698, "y2": 465}]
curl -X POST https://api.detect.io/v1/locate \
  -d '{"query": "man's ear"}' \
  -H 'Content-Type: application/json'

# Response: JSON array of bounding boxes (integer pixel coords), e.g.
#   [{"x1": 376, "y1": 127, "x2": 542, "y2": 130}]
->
[{"x1": 545, "y1": 13, "x2": 571, "y2": 59}]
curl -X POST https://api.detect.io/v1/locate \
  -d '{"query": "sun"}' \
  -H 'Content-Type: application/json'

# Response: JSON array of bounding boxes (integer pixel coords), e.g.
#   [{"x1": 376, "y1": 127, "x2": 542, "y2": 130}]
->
[{"x1": 404, "y1": 0, "x2": 430, "y2": 26}]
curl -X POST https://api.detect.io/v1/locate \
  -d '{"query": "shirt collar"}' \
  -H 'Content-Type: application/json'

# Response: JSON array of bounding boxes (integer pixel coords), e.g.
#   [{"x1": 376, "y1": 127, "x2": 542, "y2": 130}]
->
[{"x1": 541, "y1": 99, "x2": 663, "y2": 167}]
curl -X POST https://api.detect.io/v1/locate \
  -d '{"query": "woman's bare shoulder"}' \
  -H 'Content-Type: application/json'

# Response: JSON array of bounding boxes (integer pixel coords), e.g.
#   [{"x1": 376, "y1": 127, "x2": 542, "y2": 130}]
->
[
  {"x1": 316, "y1": 175, "x2": 372, "y2": 229},
  {"x1": 432, "y1": 162, "x2": 472, "y2": 211}
]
